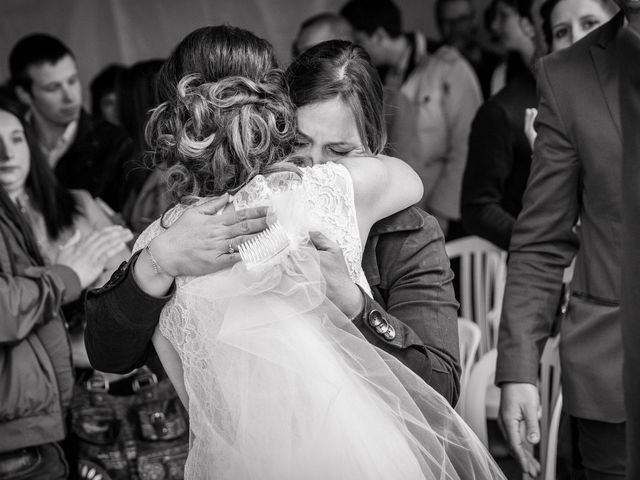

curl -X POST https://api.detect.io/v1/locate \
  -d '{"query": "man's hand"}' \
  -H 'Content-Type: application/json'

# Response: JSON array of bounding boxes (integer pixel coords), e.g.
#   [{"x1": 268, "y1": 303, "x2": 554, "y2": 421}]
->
[
  {"x1": 498, "y1": 382, "x2": 541, "y2": 477},
  {"x1": 309, "y1": 231, "x2": 364, "y2": 318}
]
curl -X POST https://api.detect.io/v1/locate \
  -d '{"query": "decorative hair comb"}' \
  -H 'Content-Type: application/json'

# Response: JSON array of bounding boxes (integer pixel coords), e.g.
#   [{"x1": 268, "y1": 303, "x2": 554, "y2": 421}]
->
[{"x1": 239, "y1": 221, "x2": 291, "y2": 270}]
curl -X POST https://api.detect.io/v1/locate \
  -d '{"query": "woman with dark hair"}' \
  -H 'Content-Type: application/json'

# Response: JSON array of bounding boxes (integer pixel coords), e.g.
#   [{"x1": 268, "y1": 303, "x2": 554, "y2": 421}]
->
[
  {"x1": 523, "y1": 0, "x2": 617, "y2": 145},
  {"x1": 0, "y1": 95, "x2": 132, "y2": 363},
  {"x1": 116, "y1": 59, "x2": 171, "y2": 234},
  {"x1": 0, "y1": 93, "x2": 131, "y2": 477}
]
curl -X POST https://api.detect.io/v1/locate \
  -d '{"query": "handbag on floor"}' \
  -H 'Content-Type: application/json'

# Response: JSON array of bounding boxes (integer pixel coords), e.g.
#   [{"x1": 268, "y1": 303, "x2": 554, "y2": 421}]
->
[{"x1": 70, "y1": 367, "x2": 189, "y2": 480}]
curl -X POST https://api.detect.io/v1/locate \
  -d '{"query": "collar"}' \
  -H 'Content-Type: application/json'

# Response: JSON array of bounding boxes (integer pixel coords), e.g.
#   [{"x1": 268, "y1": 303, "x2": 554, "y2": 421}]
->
[
  {"x1": 596, "y1": 11, "x2": 625, "y2": 49},
  {"x1": 369, "y1": 206, "x2": 425, "y2": 236}
]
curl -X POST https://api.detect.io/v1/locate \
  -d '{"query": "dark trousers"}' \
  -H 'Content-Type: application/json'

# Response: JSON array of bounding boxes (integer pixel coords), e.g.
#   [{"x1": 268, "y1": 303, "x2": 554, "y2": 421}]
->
[
  {"x1": 0, "y1": 443, "x2": 68, "y2": 480},
  {"x1": 559, "y1": 416, "x2": 626, "y2": 480}
]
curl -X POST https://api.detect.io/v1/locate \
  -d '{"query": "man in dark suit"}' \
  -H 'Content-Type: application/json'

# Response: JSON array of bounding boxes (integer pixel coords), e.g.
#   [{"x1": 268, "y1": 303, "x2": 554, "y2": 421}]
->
[
  {"x1": 619, "y1": 11, "x2": 640, "y2": 480},
  {"x1": 496, "y1": 6, "x2": 631, "y2": 478}
]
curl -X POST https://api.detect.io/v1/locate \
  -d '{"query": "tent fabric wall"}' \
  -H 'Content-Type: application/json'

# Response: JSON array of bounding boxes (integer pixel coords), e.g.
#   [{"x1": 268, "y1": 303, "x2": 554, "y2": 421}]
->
[{"x1": 0, "y1": 0, "x2": 438, "y2": 101}]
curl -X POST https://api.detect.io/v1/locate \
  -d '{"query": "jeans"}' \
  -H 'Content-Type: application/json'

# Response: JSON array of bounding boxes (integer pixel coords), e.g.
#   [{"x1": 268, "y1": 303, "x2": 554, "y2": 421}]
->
[{"x1": 0, "y1": 443, "x2": 68, "y2": 480}]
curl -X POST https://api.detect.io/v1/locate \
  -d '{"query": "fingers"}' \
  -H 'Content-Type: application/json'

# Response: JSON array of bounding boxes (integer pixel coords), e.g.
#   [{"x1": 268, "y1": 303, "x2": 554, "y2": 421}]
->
[
  {"x1": 211, "y1": 252, "x2": 243, "y2": 270},
  {"x1": 220, "y1": 206, "x2": 269, "y2": 226},
  {"x1": 227, "y1": 217, "x2": 269, "y2": 238},
  {"x1": 84, "y1": 227, "x2": 133, "y2": 261},
  {"x1": 309, "y1": 231, "x2": 338, "y2": 252},
  {"x1": 196, "y1": 193, "x2": 230, "y2": 215},
  {"x1": 524, "y1": 402, "x2": 541, "y2": 445}
]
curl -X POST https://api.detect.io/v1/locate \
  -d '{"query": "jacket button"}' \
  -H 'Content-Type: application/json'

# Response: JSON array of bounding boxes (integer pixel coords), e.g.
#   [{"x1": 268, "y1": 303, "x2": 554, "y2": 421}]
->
[
  {"x1": 376, "y1": 322, "x2": 390, "y2": 335},
  {"x1": 368, "y1": 310, "x2": 383, "y2": 328},
  {"x1": 384, "y1": 325, "x2": 396, "y2": 340}
]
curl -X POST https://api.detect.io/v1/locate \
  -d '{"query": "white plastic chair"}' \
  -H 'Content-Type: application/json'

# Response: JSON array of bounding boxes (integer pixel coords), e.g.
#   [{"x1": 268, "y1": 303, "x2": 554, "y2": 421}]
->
[
  {"x1": 537, "y1": 335, "x2": 562, "y2": 480},
  {"x1": 445, "y1": 236, "x2": 507, "y2": 354},
  {"x1": 462, "y1": 348, "x2": 498, "y2": 446},
  {"x1": 456, "y1": 318, "x2": 481, "y2": 417}
]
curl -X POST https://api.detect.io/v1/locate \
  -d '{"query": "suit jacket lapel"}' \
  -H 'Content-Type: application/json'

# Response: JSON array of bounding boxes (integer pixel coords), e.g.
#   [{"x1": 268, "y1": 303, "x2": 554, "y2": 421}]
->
[{"x1": 590, "y1": 12, "x2": 624, "y2": 139}]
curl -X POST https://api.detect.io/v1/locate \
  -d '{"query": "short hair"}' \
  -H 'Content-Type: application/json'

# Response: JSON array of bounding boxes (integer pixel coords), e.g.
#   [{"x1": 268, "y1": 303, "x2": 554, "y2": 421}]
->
[
  {"x1": 146, "y1": 26, "x2": 297, "y2": 202},
  {"x1": 90, "y1": 64, "x2": 125, "y2": 119},
  {"x1": 435, "y1": 0, "x2": 475, "y2": 26},
  {"x1": 340, "y1": 0, "x2": 403, "y2": 38},
  {"x1": 286, "y1": 40, "x2": 386, "y2": 155},
  {"x1": 156, "y1": 25, "x2": 278, "y2": 104},
  {"x1": 9, "y1": 34, "x2": 74, "y2": 91},
  {"x1": 0, "y1": 92, "x2": 79, "y2": 239},
  {"x1": 116, "y1": 59, "x2": 164, "y2": 155},
  {"x1": 292, "y1": 13, "x2": 354, "y2": 58},
  {"x1": 517, "y1": 0, "x2": 536, "y2": 20}
]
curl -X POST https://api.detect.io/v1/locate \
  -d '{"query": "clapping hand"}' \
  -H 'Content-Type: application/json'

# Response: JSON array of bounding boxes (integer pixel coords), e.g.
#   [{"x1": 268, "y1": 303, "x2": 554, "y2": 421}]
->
[
  {"x1": 56, "y1": 225, "x2": 133, "y2": 289},
  {"x1": 524, "y1": 108, "x2": 538, "y2": 149}
]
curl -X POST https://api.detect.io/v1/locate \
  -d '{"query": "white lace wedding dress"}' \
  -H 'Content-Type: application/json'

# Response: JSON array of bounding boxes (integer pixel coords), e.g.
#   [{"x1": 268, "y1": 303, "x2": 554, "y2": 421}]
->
[{"x1": 134, "y1": 163, "x2": 505, "y2": 480}]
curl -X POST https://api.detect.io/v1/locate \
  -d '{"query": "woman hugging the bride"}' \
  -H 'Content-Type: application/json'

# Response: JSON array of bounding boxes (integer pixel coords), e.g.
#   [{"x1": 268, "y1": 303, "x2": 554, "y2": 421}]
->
[{"x1": 93, "y1": 25, "x2": 505, "y2": 480}]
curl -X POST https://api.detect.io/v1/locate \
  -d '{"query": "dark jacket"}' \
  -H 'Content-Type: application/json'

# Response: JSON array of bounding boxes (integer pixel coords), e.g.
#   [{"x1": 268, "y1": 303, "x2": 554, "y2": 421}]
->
[
  {"x1": 0, "y1": 190, "x2": 81, "y2": 452},
  {"x1": 496, "y1": 14, "x2": 625, "y2": 422},
  {"x1": 85, "y1": 207, "x2": 461, "y2": 405},
  {"x1": 54, "y1": 110, "x2": 133, "y2": 211},
  {"x1": 461, "y1": 67, "x2": 536, "y2": 250},
  {"x1": 619, "y1": 23, "x2": 640, "y2": 480}
]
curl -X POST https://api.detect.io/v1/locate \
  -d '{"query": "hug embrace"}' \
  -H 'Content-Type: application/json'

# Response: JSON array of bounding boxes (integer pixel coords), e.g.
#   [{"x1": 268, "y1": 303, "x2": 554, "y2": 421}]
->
[{"x1": 85, "y1": 25, "x2": 503, "y2": 479}]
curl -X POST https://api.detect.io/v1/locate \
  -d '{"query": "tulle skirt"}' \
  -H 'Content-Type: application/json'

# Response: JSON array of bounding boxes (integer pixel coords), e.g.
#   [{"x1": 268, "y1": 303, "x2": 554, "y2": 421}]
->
[{"x1": 157, "y1": 239, "x2": 506, "y2": 480}]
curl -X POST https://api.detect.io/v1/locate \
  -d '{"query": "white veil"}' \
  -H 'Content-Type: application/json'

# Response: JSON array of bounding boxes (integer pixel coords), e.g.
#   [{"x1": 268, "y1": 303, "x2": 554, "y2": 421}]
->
[{"x1": 157, "y1": 182, "x2": 507, "y2": 480}]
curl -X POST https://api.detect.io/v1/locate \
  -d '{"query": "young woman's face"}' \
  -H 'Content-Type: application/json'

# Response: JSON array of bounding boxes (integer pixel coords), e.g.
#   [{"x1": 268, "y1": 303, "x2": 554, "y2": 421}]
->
[
  {"x1": 0, "y1": 110, "x2": 31, "y2": 199},
  {"x1": 295, "y1": 97, "x2": 365, "y2": 166},
  {"x1": 550, "y1": 0, "x2": 613, "y2": 51}
]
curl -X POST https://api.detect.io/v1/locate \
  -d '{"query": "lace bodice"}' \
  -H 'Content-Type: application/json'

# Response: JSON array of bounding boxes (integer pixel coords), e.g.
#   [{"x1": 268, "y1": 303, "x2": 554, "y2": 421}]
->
[{"x1": 134, "y1": 162, "x2": 369, "y2": 293}]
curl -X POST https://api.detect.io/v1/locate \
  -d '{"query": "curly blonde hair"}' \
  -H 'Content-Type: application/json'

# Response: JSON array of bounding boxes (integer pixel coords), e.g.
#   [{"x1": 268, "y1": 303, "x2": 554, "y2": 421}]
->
[{"x1": 145, "y1": 69, "x2": 299, "y2": 202}]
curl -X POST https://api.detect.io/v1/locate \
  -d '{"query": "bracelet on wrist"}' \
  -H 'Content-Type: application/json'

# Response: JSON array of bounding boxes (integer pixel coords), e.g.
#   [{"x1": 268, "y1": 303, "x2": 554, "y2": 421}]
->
[{"x1": 145, "y1": 243, "x2": 167, "y2": 276}]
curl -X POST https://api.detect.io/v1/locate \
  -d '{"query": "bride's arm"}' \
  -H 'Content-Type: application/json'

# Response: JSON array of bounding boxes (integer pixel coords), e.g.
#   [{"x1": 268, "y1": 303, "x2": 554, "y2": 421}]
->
[
  {"x1": 340, "y1": 155, "x2": 423, "y2": 239},
  {"x1": 152, "y1": 329, "x2": 189, "y2": 408}
]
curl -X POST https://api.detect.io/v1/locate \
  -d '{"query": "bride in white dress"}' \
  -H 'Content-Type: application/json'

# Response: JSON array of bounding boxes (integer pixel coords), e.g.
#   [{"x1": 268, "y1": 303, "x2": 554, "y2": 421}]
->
[{"x1": 135, "y1": 43, "x2": 505, "y2": 479}]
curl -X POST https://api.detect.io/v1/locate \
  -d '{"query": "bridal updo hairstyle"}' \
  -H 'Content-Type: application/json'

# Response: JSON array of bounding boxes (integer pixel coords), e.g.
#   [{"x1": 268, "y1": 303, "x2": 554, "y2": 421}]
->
[
  {"x1": 145, "y1": 25, "x2": 298, "y2": 202},
  {"x1": 286, "y1": 40, "x2": 386, "y2": 155}
]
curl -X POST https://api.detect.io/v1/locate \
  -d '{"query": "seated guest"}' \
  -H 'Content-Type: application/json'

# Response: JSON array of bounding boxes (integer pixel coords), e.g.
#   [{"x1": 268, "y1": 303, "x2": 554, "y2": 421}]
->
[
  {"x1": 9, "y1": 34, "x2": 133, "y2": 211},
  {"x1": 292, "y1": 13, "x2": 354, "y2": 58},
  {"x1": 461, "y1": 0, "x2": 537, "y2": 250},
  {"x1": 0, "y1": 93, "x2": 130, "y2": 478},
  {"x1": 89, "y1": 64, "x2": 124, "y2": 125},
  {"x1": 341, "y1": 0, "x2": 482, "y2": 236}
]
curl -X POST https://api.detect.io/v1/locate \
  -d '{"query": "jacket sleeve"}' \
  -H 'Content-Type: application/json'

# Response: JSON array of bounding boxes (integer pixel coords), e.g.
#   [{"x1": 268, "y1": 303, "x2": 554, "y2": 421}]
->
[
  {"x1": 84, "y1": 251, "x2": 174, "y2": 373},
  {"x1": 496, "y1": 57, "x2": 580, "y2": 385},
  {"x1": 461, "y1": 100, "x2": 518, "y2": 250},
  {"x1": 353, "y1": 214, "x2": 461, "y2": 406},
  {"x1": 0, "y1": 263, "x2": 81, "y2": 345},
  {"x1": 428, "y1": 57, "x2": 482, "y2": 220}
]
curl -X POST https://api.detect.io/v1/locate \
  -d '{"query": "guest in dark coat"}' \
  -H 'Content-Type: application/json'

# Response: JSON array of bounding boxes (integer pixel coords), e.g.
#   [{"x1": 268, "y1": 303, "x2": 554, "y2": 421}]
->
[
  {"x1": 461, "y1": 0, "x2": 537, "y2": 250},
  {"x1": 9, "y1": 34, "x2": 133, "y2": 212},
  {"x1": 619, "y1": 14, "x2": 640, "y2": 480}
]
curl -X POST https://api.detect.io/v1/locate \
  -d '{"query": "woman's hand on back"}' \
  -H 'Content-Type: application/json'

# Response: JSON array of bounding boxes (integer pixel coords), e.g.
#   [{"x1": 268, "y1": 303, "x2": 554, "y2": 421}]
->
[{"x1": 133, "y1": 194, "x2": 269, "y2": 296}]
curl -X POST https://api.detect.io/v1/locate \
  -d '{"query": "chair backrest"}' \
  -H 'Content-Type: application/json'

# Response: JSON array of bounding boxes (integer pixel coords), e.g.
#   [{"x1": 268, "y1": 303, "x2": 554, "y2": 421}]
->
[
  {"x1": 456, "y1": 318, "x2": 481, "y2": 417},
  {"x1": 462, "y1": 348, "x2": 498, "y2": 446},
  {"x1": 543, "y1": 393, "x2": 563, "y2": 480},
  {"x1": 538, "y1": 335, "x2": 562, "y2": 478},
  {"x1": 446, "y1": 236, "x2": 507, "y2": 353}
]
